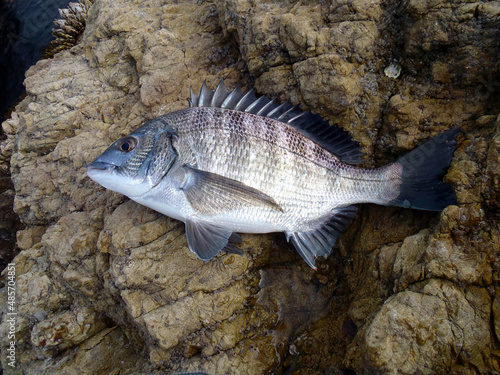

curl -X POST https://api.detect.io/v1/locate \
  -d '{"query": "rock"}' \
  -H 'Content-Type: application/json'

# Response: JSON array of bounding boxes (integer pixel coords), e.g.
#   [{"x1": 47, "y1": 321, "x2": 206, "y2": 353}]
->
[
  {"x1": 27, "y1": 326, "x2": 151, "y2": 375},
  {"x1": 346, "y1": 279, "x2": 491, "y2": 374},
  {"x1": 30, "y1": 306, "x2": 106, "y2": 351},
  {"x1": 0, "y1": 113, "x2": 21, "y2": 271},
  {"x1": 0, "y1": 0, "x2": 499, "y2": 374}
]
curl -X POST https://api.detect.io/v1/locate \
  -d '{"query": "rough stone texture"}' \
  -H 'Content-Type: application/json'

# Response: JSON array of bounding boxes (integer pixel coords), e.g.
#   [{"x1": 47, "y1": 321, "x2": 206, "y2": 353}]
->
[
  {"x1": 0, "y1": 127, "x2": 20, "y2": 271},
  {"x1": 0, "y1": 0, "x2": 499, "y2": 374},
  {"x1": 0, "y1": 112, "x2": 22, "y2": 272}
]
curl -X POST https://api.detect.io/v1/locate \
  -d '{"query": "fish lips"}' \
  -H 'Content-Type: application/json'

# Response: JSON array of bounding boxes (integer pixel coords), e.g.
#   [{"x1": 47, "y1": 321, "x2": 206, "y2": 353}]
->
[
  {"x1": 87, "y1": 159, "x2": 153, "y2": 197},
  {"x1": 87, "y1": 161, "x2": 114, "y2": 171},
  {"x1": 87, "y1": 160, "x2": 118, "y2": 181}
]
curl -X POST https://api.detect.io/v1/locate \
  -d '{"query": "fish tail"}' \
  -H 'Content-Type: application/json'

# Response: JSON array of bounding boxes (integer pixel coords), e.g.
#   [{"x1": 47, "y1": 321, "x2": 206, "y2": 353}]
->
[{"x1": 389, "y1": 128, "x2": 459, "y2": 211}]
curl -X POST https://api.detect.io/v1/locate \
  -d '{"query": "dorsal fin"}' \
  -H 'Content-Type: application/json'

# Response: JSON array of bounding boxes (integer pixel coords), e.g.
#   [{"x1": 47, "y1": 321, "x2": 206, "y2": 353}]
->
[{"x1": 188, "y1": 80, "x2": 364, "y2": 164}]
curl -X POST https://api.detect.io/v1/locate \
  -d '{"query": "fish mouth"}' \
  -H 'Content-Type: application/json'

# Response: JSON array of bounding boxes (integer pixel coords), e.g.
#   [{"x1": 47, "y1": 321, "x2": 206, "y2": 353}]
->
[{"x1": 87, "y1": 161, "x2": 114, "y2": 171}]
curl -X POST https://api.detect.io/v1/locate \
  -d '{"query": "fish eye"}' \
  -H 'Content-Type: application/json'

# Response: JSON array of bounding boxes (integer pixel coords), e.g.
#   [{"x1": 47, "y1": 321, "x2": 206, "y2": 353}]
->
[{"x1": 117, "y1": 137, "x2": 136, "y2": 152}]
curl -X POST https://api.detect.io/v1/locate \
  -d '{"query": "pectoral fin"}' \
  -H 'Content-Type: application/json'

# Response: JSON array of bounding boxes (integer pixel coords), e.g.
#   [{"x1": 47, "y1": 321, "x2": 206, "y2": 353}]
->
[
  {"x1": 185, "y1": 219, "x2": 233, "y2": 260},
  {"x1": 180, "y1": 165, "x2": 283, "y2": 216}
]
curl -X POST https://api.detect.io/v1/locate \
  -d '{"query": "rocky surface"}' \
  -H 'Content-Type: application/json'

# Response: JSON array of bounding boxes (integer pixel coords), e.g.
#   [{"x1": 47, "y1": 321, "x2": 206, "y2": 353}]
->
[{"x1": 0, "y1": 0, "x2": 499, "y2": 374}]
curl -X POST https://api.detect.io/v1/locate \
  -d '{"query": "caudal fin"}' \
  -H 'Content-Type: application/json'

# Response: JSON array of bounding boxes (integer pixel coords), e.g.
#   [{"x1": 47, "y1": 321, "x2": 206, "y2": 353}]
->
[{"x1": 389, "y1": 128, "x2": 459, "y2": 211}]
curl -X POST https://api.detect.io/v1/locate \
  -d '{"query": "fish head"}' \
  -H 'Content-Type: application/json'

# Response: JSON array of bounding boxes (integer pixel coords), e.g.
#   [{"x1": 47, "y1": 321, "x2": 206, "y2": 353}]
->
[{"x1": 87, "y1": 121, "x2": 178, "y2": 198}]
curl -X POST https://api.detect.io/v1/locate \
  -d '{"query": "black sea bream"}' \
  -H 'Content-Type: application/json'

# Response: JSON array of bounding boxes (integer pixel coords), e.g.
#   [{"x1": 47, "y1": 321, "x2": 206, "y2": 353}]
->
[{"x1": 87, "y1": 81, "x2": 458, "y2": 269}]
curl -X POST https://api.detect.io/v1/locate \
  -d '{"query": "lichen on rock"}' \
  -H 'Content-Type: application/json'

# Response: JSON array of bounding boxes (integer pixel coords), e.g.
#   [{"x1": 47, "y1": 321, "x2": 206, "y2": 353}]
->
[{"x1": 0, "y1": 0, "x2": 499, "y2": 374}]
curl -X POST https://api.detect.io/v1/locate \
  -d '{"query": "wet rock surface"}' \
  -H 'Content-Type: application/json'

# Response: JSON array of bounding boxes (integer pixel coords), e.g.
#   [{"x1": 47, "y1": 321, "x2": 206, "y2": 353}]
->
[{"x1": 0, "y1": 0, "x2": 499, "y2": 374}]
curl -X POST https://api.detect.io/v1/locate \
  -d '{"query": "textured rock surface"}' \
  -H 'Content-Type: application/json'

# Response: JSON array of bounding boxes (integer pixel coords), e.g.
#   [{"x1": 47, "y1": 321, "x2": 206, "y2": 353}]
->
[
  {"x1": 0, "y1": 120, "x2": 20, "y2": 271},
  {"x1": 0, "y1": 0, "x2": 499, "y2": 374}
]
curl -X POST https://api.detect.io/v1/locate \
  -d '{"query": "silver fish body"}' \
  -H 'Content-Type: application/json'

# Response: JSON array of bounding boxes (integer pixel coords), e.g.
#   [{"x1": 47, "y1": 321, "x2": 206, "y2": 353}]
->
[{"x1": 88, "y1": 81, "x2": 458, "y2": 269}]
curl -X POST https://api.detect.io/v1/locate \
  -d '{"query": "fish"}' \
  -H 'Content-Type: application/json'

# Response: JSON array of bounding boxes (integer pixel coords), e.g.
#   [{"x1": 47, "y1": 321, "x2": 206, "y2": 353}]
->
[{"x1": 87, "y1": 80, "x2": 458, "y2": 269}]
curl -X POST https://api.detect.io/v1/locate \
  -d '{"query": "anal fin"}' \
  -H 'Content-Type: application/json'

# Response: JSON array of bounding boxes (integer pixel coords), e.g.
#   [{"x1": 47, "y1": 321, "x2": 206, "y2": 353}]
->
[{"x1": 286, "y1": 206, "x2": 358, "y2": 269}]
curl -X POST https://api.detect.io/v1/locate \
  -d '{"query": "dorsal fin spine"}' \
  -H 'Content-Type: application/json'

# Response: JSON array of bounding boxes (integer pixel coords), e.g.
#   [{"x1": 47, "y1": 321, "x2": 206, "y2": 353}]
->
[
  {"x1": 191, "y1": 79, "x2": 364, "y2": 164},
  {"x1": 266, "y1": 102, "x2": 291, "y2": 118},
  {"x1": 234, "y1": 89, "x2": 256, "y2": 111},
  {"x1": 278, "y1": 105, "x2": 299, "y2": 122},
  {"x1": 244, "y1": 96, "x2": 270, "y2": 114},
  {"x1": 256, "y1": 98, "x2": 278, "y2": 116},
  {"x1": 199, "y1": 81, "x2": 213, "y2": 107},
  {"x1": 288, "y1": 113, "x2": 305, "y2": 123},
  {"x1": 211, "y1": 80, "x2": 231, "y2": 107},
  {"x1": 221, "y1": 86, "x2": 244, "y2": 109},
  {"x1": 189, "y1": 87, "x2": 198, "y2": 107}
]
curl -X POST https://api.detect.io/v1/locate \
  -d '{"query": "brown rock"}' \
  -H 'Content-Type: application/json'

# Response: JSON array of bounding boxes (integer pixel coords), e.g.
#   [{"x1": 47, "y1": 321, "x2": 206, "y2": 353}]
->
[
  {"x1": 347, "y1": 279, "x2": 491, "y2": 374},
  {"x1": 0, "y1": 0, "x2": 499, "y2": 374}
]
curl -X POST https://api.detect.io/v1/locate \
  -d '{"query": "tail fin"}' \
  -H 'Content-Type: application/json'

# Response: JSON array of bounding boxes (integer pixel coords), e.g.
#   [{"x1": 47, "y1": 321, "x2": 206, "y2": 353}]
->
[{"x1": 389, "y1": 128, "x2": 459, "y2": 211}]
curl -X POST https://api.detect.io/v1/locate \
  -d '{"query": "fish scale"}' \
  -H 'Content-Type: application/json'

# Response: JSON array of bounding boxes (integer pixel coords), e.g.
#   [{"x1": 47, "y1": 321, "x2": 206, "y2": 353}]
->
[
  {"x1": 163, "y1": 106, "x2": 391, "y2": 237},
  {"x1": 180, "y1": 108, "x2": 361, "y2": 207},
  {"x1": 87, "y1": 80, "x2": 459, "y2": 269}
]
